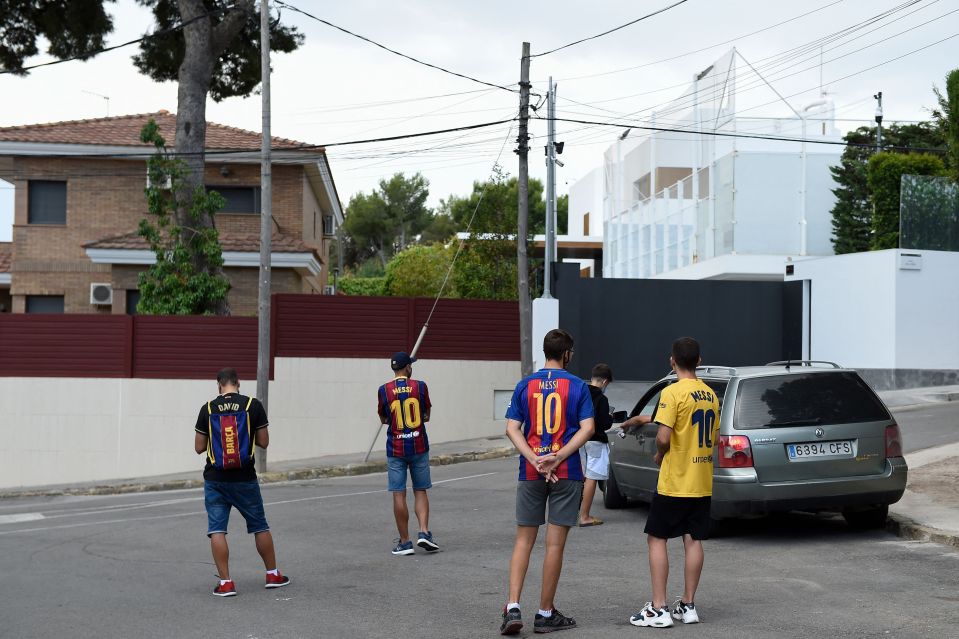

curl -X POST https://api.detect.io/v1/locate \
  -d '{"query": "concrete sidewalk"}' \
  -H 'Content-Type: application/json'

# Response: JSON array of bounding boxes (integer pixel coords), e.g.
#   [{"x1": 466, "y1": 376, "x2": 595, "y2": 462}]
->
[{"x1": 0, "y1": 435, "x2": 515, "y2": 500}]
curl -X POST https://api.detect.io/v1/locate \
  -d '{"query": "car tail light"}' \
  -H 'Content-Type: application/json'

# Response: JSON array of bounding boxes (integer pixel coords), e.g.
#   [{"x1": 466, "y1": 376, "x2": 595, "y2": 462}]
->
[
  {"x1": 885, "y1": 422, "x2": 903, "y2": 458},
  {"x1": 718, "y1": 435, "x2": 753, "y2": 468}
]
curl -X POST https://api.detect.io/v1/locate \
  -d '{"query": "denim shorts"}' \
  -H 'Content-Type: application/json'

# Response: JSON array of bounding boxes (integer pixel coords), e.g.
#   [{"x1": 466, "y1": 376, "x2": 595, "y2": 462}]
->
[
  {"x1": 387, "y1": 452, "x2": 432, "y2": 492},
  {"x1": 204, "y1": 479, "x2": 270, "y2": 536}
]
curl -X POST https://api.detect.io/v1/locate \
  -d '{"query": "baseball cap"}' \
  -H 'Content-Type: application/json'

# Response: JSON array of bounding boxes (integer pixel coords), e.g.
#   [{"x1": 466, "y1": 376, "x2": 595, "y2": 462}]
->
[{"x1": 391, "y1": 352, "x2": 417, "y2": 370}]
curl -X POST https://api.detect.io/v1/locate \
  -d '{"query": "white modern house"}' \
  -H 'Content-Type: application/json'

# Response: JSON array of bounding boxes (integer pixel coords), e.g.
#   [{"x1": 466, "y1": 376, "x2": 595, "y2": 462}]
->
[{"x1": 570, "y1": 49, "x2": 844, "y2": 281}]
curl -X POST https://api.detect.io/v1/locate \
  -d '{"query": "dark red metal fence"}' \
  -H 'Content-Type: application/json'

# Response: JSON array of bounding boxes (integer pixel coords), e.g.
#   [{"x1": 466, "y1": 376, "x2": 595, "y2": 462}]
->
[{"x1": 0, "y1": 295, "x2": 519, "y2": 379}]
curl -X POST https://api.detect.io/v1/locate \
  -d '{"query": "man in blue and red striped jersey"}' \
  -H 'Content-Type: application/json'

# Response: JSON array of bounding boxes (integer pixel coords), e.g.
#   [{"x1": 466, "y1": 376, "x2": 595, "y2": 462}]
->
[
  {"x1": 499, "y1": 329, "x2": 595, "y2": 635},
  {"x1": 377, "y1": 351, "x2": 439, "y2": 556}
]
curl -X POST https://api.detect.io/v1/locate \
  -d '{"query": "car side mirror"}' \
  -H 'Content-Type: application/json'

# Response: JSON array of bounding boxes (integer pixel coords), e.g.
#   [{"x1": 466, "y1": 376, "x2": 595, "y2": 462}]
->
[{"x1": 611, "y1": 410, "x2": 628, "y2": 423}]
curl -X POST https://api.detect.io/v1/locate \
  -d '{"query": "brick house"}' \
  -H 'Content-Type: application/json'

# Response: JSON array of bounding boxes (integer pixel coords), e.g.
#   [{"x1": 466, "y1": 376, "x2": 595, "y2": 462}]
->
[{"x1": 0, "y1": 111, "x2": 343, "y2": 315}]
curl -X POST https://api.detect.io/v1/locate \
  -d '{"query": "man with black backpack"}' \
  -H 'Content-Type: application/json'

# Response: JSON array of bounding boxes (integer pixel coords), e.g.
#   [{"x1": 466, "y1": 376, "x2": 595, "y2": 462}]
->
[{"x1": 194, "y1": 367, "x2": 290, "y2": 597}]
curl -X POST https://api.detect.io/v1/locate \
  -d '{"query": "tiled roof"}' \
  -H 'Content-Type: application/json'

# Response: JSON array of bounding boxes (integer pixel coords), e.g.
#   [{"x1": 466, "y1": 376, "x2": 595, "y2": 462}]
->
[
  {"x1": 84, "y1": 231, "x2": 313, "y2": 254},
  {"x1": 0, "y1": 243, "x2": 11, "y2": 273},
  {"x1": 0, "y1": 111, "x2": 314, "y2": 151}
]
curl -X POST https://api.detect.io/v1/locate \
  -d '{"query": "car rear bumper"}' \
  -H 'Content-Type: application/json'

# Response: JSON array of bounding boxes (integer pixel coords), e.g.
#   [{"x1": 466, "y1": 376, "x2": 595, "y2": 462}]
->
[{"x1": 711, "y1": 457, "x2": 907, "y2": 519}]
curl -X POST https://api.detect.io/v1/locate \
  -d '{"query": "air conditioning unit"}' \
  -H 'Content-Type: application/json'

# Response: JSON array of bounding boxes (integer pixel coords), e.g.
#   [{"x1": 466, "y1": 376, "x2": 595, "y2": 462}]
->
[
  {"x1": 323, "y1": 285, "x2": 335, "y2": 295},
  {"x1": 146, "y1": 169, "x2": 172, "y2": 190},
  {"x1": 90, "y1": 283, "x2": 113, "y2": 306}
]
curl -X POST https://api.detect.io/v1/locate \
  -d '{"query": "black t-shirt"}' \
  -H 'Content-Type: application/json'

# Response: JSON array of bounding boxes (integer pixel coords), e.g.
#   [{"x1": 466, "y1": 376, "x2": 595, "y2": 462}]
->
[
  {"x1": 588, "y1": 384, "x2": 612, "y2": 443},
  {"x1": 194, "y1": 392, "x2": 269, "y2": 482}
]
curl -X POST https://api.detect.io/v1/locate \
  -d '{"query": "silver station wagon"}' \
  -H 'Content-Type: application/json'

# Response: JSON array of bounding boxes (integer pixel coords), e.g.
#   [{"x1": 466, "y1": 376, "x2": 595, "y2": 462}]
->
[{"x1": 604, "y1": 362, "x2": 908, "y2": 530}]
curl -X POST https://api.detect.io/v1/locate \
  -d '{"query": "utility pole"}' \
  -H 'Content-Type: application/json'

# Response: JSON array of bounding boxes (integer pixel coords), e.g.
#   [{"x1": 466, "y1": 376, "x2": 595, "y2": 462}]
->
[
  {"x1": 255, "y1": 0, "x2": 272, "y2": 473},
  {"x1": 874, "y1": 91, "x2": 884, "y2": 152},
  {"x1": 516, "y1": 42, "x2": 532, "y2": 377},
  {"x1": 543, "y1": 77, "x2": 556, "y2": 299}
]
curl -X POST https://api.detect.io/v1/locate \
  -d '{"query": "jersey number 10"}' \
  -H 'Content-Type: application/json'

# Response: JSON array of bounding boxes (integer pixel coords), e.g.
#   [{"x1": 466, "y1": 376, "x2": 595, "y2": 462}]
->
[
  {"x1": 533, "y1": 392, "x2": 563, "y2": 435},
  {"x1": 691, "y1": 409, "x2": 716, "y2": 448},
  {"x1": 390, "y1": 398, "x2": 422, "y2": 430}
]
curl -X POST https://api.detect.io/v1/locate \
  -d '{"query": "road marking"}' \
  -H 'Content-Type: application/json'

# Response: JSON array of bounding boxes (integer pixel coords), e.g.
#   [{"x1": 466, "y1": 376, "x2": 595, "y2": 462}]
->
[
  {"x1": 0, "y1": 513, "x2": 45, "y2": 524},
  {"x1": 0, "y1": 471, "x2": 499, "y2": 536}
]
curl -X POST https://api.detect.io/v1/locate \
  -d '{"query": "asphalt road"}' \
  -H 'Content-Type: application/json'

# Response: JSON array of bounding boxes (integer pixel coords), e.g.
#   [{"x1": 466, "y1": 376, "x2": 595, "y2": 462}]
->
[{"x1": 0, "y1": 404, "x2": 957, "y2": 639}]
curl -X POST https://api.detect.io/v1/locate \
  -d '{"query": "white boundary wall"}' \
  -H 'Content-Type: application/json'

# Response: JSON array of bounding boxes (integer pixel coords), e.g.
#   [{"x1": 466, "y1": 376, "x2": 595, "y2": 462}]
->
[
  {"x1": 786, "y1": 249, "x2": 959, "y2": 373},
  {"x1": 1, "y1": 357, "x2": 520, "y2": 489}
]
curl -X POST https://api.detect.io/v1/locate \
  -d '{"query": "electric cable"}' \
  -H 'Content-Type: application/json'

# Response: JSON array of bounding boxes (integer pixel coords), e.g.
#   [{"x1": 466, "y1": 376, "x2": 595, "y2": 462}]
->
[
  {"x1": 0, "y1": 5, "x2": 236, "y2": 75},
  {"x1": 557, "y1": 6, "x2": 954, "y2": 146},
  {"x1": 556, "y1": 0, "x2": 934, "y2": 126},
  {"x1": 549, "y1": 0, "x2": 848, "y2": 81},
  {"x1": 275, "y1": 0, "x2": 517, "y2": 94},
  {"x1": 531, "y1": 0, "x2": 690, "y2": 58}
]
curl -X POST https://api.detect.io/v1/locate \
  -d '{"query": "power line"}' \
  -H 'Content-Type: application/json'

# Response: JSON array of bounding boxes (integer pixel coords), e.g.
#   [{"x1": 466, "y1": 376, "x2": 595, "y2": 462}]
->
[
  {"x1": 547, "y1": 0, "x2": 847, "y2": 81},
  {"x1": 278, "y1": 88, "x2": 498, "y2": 116},
  {"x1": 536, "y1": 116, "x2": 949, "y2": 154},
  {"x1": 0, "y1": 5, "x2": 235, "y2": 76},
  {"x1": 556, "y1": 5, "x2": 953, "y2": 146},
  {"x1": 0, "y1": 118, "x2": 518, "y2": 159},
  {"x1": 569, "y1": 0, "x2": 931, "y2": 120},
  {"x1": 274, "y1": 0, "x2": 517, "y2": 94},
  {"x1": 556, "y1": 0, "x2": 932, "y2": 116},
  {"x1": 531, "y1": 0, "x2": 690, "y2": 57}
]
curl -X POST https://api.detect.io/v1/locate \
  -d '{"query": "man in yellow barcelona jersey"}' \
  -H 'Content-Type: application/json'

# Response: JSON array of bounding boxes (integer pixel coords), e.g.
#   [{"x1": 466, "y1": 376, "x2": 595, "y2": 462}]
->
[{"x1": 629, "y1": 337, "x2": 719, "y2": 629}]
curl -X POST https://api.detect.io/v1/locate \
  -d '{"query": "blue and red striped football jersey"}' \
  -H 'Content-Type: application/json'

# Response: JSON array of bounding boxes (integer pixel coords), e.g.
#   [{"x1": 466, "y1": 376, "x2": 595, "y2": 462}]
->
[
  {"x1": 505, "y1": 368, "x2": 594, "y2": 481},
  {"x1": 377, "y1": 377, "x2": 432, "y2": 458}
]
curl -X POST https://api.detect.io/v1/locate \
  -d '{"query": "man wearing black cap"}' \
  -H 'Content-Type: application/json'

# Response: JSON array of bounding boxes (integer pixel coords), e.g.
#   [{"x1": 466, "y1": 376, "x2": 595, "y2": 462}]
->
[{"x1": 377, "y1": 352, "x2": 438, "y2": 555}]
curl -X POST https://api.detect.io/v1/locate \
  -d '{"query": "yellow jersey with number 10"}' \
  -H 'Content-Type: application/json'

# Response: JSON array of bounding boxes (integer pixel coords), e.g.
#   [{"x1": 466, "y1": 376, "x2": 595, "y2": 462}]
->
[{"x1": 655, "y1": 378, "x2": 720, "y2": 497}]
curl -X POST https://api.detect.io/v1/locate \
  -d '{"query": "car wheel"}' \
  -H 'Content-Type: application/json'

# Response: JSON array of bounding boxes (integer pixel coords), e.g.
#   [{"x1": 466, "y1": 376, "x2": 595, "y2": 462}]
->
[
  {"x1": 603, "y1": 466, "x2": 628, "y2": 509},
  {"x1": 842, "y1": 505, "x2": 889, "y2": 530}
]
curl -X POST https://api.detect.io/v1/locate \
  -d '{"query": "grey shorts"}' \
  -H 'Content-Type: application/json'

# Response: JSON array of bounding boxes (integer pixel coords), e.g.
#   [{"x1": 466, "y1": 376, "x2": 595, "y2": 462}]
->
[{"x1": 515, "y1": 479, "x2": 584, "y2": 528}]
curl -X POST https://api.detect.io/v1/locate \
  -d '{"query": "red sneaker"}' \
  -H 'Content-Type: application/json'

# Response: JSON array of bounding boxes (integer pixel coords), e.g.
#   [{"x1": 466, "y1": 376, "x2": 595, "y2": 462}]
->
[
  {"x1": 265, "y1": 572, "x2": 291, "y2": 589},
  {"x1": 212, "y1": 580, "x2": 237, "y2": 597}
]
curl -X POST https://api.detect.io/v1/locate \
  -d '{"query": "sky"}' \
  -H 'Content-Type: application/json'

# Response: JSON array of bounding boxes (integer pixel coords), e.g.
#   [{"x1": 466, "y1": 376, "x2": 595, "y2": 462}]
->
[{"x1": 1, "y1": 0, "x2": 958, "y2": 241}]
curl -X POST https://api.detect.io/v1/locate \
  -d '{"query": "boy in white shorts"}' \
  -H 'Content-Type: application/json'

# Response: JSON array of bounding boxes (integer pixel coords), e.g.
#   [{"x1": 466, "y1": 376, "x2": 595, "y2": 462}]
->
[{"x1": 579, "y1": 363, "x2": 614, "y2": 527}]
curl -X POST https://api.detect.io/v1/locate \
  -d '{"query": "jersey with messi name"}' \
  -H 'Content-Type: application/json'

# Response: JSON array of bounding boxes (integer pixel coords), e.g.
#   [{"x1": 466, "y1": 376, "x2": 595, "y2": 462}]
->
[
  {"x1": 377, "y1": 377, "x2": 432, "y2": 458},
  {"x1": 506, "y1": 368, "x2": 593, "y2": 481},
  {"x1": 655, "y1": 378, "x2": 721, "y2": 497}
]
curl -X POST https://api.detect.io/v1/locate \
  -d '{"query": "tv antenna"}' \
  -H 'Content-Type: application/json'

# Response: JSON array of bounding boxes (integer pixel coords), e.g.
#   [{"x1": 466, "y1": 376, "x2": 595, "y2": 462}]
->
[{"x1": 81, "y1": 90, "x2": 110, "y2": 116}]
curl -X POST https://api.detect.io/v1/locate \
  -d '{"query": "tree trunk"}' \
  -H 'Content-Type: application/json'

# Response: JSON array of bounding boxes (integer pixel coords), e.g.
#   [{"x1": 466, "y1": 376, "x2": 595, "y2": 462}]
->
[{"x1": 175, "y1": 0, "x2": 253, "y2": 315}]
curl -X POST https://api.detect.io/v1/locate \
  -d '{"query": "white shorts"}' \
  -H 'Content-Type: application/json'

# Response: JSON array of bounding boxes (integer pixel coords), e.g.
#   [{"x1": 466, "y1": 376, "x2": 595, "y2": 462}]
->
[{"x1": 582, "y1": 441, "x2": 610, "y2": 480}]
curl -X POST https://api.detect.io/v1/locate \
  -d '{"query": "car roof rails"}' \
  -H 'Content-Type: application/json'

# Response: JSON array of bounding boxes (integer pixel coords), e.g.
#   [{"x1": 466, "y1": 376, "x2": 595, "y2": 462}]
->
[
  {"x1": 666, "y1": 365, "x2": 737, "y2": 377},
  {"x1": 765, "y1": 360, "x2": 841, "y2": 370}
]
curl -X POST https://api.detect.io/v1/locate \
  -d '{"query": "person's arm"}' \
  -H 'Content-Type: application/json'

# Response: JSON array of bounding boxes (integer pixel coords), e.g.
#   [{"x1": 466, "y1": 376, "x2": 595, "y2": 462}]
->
[
  {"x1": 596, "y1": 395, "x2": 613, "y2": 432},
  {"x1": 377, "y1": 387, "x2": 389, "y2": 425},
  {"x1": 255, "y1": 426, "x2": 270, "y2": 449},
  {"x1": 194, "y1": 406, "x2": 208, "y2": 454},
  {"x1": 536, "y1": 417, "x2": 595, "y2": 480},
  {"x1": 621, "y1": 414, "x2": 651, "y2": 433},
  {"x1": 250, "y1": 399, "x2": 270, "y2": 449},
  {"x1": 194, "y1": 432, "x2": 208, "y2": 455},
  {"x1": 653, "y1": 424, "x2": 672, "y2": 466},
  {"x1": 421, "y1": 383, "x2": 431, "y2": 423},
  {"x1": 651, "y1": 387, "x2": 678, "y2": 466},
  {"x1": 505, "y1": 418, "x2": 551, "y2": 470}
]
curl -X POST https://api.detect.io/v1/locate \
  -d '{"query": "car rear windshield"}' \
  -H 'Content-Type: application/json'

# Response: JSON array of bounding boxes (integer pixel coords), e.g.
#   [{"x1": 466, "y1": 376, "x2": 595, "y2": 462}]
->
[{"x1": 734, "y1": 372, "x2": 890, "y2": 429}]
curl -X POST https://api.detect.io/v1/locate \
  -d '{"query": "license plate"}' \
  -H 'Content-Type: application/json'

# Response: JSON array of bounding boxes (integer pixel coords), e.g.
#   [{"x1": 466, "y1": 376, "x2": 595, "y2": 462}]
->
[{"x1": 787, "y1": 440, "x2": 855, "y2": 460}]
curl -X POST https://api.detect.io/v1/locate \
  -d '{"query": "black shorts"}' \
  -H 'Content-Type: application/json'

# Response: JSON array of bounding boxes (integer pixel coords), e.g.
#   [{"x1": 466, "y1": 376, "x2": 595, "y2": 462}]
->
[{"x1": 644, "y1": 493, "x2": 712, "y2": 540}]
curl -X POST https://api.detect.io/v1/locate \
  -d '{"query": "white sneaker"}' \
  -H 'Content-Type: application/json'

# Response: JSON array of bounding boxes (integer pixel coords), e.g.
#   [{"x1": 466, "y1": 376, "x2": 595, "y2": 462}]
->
[
  {"x1": 629, "y1": 602, "x2": 674, "y2": 628},
  {"x1": 670, "y1": 599, "x2": 700, "y2": 624}
]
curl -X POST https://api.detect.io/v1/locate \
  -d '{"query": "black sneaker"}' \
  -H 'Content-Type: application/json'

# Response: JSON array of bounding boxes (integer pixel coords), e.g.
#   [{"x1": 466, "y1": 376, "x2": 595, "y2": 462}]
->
[
  {"x1": 534, "y1": 609, "x2": 576, "y2": 633},
  {"x1": 500, "y1": 607, "x2": 523, "y2": 635}
]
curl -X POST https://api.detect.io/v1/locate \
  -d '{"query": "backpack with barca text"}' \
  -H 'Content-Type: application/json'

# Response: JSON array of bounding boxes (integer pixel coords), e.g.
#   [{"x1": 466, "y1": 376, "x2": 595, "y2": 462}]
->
[{"x1": 206, "y1": 396, "x2": 255, "y2": 470}]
